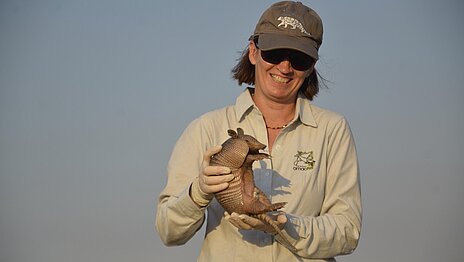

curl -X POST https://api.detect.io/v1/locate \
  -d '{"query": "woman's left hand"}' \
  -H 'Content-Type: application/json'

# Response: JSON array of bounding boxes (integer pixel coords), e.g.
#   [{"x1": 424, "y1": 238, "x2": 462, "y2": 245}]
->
[{"x1": 224, "y1": 211, "x2": 287, "y2": 234}]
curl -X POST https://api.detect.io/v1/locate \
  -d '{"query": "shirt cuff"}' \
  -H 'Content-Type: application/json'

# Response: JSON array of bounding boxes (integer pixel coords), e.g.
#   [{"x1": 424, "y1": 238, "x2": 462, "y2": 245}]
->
[
  {"x1": 274, "y1": 214, "x2": 305, "y2": 246},
  {"x1": 189, "y1": 177, "x2": 214, "y2": 208},
  {"x1": 175, "y1": 184, "x2": 209, "y2": 218}
]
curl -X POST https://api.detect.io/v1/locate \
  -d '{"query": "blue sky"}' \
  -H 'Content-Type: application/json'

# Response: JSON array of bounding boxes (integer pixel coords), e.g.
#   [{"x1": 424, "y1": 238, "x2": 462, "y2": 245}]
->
[{"x1": 1, "y1": 1, "x2": 463, "y2": 261}]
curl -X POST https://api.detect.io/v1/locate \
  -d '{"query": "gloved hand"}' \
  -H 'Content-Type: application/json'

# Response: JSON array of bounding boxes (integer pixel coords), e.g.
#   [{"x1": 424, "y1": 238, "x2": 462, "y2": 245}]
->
[
  {"x1": 189, "y1": 146, "x2": 233, "y2": 207},
  {"x1": 224, "y1": 211, "x2": 288, "y2": 235}
]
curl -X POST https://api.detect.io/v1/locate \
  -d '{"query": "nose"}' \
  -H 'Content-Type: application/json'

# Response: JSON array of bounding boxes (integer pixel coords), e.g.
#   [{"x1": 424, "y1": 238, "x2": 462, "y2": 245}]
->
[{"x1": 276, "y1": 59, "x2": 293, "y2": 73}]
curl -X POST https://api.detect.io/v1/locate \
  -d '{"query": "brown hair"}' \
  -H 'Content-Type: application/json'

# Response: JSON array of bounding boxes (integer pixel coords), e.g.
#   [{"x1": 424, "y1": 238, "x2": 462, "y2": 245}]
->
[{"x1": 231, "y1": 44, "x2": 323, "y2": 101}]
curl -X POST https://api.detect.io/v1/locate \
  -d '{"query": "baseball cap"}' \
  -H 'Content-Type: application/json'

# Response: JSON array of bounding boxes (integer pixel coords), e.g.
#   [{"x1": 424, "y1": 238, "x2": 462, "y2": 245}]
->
[{"x1": 251, "y1": 1, "x2": 323, "y2": 60}]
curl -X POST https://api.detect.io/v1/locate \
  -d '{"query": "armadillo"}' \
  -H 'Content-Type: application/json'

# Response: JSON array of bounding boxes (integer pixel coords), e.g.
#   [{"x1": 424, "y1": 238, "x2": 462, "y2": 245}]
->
[{"x1": 210, "y1": 128, "x2": 296, "y2": 252}]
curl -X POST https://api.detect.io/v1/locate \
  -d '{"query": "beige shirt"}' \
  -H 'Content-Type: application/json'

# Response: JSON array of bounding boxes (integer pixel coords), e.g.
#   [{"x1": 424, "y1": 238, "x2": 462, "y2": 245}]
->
[{"x1": 156, "y1": 89, "x2": 362, "y2": 261}]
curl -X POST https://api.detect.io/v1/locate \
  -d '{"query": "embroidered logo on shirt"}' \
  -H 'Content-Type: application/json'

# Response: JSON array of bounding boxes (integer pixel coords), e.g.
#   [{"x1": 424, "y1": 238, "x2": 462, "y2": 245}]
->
[
  {"x1": 277, "y1": 16, "x2": 311, "y2": 36},
  {"x1": 293, "y1": 151, "x2": 315, "y2": 171}
]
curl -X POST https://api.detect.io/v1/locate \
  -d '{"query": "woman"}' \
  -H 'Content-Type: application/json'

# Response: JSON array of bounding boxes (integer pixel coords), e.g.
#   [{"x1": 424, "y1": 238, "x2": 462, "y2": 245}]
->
[{"x1": 156, "y1": 1, "x2": 362, "y2": 261}]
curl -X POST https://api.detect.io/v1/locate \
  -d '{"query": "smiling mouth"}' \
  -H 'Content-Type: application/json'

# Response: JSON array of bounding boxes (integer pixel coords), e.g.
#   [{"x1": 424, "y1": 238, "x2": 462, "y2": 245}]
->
[{"x1": 271, "y1": 74, "x2": 290, "y2": 84}]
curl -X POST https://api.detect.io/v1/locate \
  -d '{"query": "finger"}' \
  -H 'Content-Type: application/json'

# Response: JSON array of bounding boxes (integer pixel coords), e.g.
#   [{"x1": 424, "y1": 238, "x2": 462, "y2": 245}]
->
[
  {"x1": 230, "y1": 213, "x2": 253, "y2": 230},
  {"x1": 203, "y1": 172, "x2": 234, "y2": 184},
  {"x1": 227, "y1": 218, "x2": 242, "y2": 229},
  {"x1": 276, "y1": 213, "x2": 288, "y2": 225},
  {"x1": 202, "y1": 146, "x2": 223, "y2": 166},
  {"x1": 232, "y1": 218, "x2": 252, "y2": 230},
  {"x1": 199, "y1": 167, "x2": 234, "y2": 193},
  {"x1": 203, "y1": 165, "x2": 231, "y2": 177},
  {"x1": 225, "y1": 212, "x2": 243, "y2": 229},
  {"x1": 201, "y1": 182, "x2": 229, "y2": 194},
  {"x1": 230, "y1": 212, "x2": 240, "y2": 218},
  {"x1": 239, "y1": 214, "x2": 265, "y2": 228}
]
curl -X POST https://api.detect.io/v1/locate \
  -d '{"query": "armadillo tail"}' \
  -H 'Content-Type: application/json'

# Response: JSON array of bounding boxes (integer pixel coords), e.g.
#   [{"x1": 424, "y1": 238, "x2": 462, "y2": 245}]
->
[{"x1": 255, "y1": 214, "x2": 297, "y2": 253}]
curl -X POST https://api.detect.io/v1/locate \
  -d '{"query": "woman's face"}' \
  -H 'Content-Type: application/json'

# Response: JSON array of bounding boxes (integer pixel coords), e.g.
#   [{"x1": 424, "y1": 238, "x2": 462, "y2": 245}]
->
[{"x1": 248, "y1": 41, "x2": 314, "y2": 104}]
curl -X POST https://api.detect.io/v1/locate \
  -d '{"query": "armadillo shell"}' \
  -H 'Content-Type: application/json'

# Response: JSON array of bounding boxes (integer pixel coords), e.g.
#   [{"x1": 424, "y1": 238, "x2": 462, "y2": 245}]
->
[
  {"x1": 214, "y1": 173, "x2": 244, "y2": 214},
  {"x1": 210, "y1": 138, "x2": 249, "y2": 214},
  {"x1": 210, "y1": 138, "x2": 249, "y2": 169}
]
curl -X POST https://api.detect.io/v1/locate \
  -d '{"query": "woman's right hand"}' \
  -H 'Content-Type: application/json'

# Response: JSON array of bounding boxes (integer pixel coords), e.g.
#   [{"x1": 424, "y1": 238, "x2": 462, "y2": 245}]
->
[
  {"x1": 190, "y1": 146, "x2": 233, "y2": 207},
  {"x1": 199, "y1": 145, "x2": 233, "y2": 194}
]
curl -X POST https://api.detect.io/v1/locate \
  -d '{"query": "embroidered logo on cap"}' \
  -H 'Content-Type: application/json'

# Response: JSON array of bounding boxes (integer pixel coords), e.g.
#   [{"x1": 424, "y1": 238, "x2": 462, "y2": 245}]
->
[
  {"x1": 277, "y1": 16, "x2": 311, "y2": 36},
  {"x1": 293, "y1": 151, "x2": 315, "y2": 171}
]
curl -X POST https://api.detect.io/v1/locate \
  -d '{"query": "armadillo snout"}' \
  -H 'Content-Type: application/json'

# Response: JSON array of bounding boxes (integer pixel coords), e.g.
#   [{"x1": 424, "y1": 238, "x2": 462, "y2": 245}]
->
[{"x1": 242, "y1": 135, "x2": 267, "y2": 151}]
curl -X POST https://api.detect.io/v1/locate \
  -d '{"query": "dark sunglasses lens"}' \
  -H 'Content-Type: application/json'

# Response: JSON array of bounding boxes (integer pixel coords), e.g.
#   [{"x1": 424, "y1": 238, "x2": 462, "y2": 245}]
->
[
  {"x1": 261, "y1": 50, "x2": 284, "y2": 65},
  {"x1": 290, "y1": 53, "x2": 312, "y2": 71},
  {"x1": 261, "y1": 49, "x2": 312, "y2": 71}
]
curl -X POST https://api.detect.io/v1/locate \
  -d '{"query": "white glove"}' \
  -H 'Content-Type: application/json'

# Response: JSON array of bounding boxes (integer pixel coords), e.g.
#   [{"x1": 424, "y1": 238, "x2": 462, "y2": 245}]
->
[
  {"x1": 189, "y1": 146, "x2": 233, "y2": 207},
  {"x1": 224, "y1": 211, "x2": 287, "y2": 234}
]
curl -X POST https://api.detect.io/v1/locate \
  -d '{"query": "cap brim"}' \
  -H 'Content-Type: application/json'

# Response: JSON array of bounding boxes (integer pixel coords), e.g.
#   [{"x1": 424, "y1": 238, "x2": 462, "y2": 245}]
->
[{"x1": 257, "y1": 34, "x2": 319, "y2": 60}]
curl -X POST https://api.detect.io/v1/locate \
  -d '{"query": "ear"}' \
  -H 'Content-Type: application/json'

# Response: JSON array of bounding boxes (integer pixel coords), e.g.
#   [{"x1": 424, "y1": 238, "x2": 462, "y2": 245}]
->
[
  {"x1": 248, "y1": 41, "x2": 258, "y2": 65},
  {"x1": 227, "y1": 129, "x2": 237, "y2": 138},
  {"x1": 237, "y1": 128, "x2": 244, "y2": 136}
]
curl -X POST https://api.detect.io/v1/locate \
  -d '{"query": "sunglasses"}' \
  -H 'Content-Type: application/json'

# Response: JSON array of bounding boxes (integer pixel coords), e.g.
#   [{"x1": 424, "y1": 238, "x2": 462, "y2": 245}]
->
[
  {"x1": 260, "y1": 49, "x2": 313, "y2": 71},
  {"x1": 253, "y1": 37, "x2": 314, "y2": 71}
]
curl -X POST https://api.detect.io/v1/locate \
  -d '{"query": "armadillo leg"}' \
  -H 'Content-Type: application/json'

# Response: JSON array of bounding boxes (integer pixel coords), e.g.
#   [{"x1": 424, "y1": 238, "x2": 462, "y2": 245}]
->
[
  {"x1": 244, "y1": 187, "x2": 287, "y2": 214},
  {"x1": 268, "y1": 202, "x2": 286, "y2": 211},
  {"x1": 245, "y1": 153, "x2": 270, "y2": 162}
]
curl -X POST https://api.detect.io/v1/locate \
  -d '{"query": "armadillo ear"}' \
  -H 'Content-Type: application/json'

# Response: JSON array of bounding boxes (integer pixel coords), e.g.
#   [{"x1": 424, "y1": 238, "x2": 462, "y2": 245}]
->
[
  {"x1": 237, "y1": 128, "x2": 244, "y2": 136},
  {"x1": 227, "y1": 129, "x2": 237, "y2": 138}
]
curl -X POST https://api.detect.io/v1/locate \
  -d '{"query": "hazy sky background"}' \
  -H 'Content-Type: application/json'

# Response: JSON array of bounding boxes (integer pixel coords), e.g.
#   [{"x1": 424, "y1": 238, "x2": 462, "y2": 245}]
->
[{"x1": 1, "y1": 0, "x2": 463, "y2": 261}]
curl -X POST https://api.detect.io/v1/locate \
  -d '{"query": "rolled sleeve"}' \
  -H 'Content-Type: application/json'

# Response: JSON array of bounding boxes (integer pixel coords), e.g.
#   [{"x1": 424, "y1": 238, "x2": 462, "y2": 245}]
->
[{"x1": 155, "y1": 119, "x2": 211, "y2": 246}]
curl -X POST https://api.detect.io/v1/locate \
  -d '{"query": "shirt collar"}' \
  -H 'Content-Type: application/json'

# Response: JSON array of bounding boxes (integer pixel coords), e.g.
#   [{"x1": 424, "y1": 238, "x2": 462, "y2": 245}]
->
[
  {"x1": 235, "y1": 88, "x2": 255, "y2": 122},
  {"x1": 235, "y1": 88, "x2": 318, "y2": 128},
  {"x1": 296, "y1": 92, "x2": 318, "y2": 128}
]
